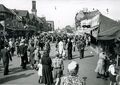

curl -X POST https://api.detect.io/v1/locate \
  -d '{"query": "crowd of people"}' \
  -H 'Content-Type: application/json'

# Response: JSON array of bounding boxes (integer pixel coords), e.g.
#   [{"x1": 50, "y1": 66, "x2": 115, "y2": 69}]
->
[
  {"x1": 0, "y1": 32, "x2": 120, "y2": 85},
  {"x1": 0, "y1": 33, "x2": 89, "y2": 85},
  {"x1": 94, "y1": 42, "x2": 120, "y2": 85}
]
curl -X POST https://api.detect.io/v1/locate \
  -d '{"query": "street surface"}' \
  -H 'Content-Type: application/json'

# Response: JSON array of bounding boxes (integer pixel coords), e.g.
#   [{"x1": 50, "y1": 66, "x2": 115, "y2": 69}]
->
[{"x1": 0, "y1": 43, "x2": 109, "y2": 85}]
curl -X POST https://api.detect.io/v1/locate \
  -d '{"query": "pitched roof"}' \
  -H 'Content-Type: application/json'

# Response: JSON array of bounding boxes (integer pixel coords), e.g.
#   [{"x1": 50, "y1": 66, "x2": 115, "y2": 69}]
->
[
  {"x1": 0, "y1": 4, "x2": 13, "y2": 15},
  {"x1": 10, "y1": 9, "x2": 22, "y2": 21},
  {"x1": 15, "y1": 10, "x2": 29, "y2": 17},
  {"x1": 0, "y1": 4, "x2": 14, "y2": 21}
]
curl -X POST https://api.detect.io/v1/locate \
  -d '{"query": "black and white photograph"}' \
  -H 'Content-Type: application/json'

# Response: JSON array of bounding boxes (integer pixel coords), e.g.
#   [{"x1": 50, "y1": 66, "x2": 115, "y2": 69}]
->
[{"x1": 0, "y1": 0, "x2": 120, "y2": 85}]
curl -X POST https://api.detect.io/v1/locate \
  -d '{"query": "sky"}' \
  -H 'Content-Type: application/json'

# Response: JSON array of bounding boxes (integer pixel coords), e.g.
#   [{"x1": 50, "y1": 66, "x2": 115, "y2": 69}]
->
[{"x1": 0, "y1": 0, "x2": 120, "y2": 29}]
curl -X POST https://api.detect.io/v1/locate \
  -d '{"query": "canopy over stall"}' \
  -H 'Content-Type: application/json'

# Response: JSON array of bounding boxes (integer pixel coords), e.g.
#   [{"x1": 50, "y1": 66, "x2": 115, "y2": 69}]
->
[
  {"x1": 96, "y1": 14, "x2": 120, "y2": 40},
  {"x1": 75, "y1": 10, "x2": 120, "y2": 40},
  {"x1": 98, "y1": 25, "x2": 120, "y2": 40}
]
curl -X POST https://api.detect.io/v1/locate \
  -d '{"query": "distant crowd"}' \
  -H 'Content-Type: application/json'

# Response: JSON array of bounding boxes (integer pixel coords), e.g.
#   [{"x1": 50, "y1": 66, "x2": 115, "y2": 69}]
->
[
  {"x1": 0, "y1": 33, "x2": 90, "y2": 85},
  {"x1": 0, "y1": 32, "x2": 120, "y2": 85}
]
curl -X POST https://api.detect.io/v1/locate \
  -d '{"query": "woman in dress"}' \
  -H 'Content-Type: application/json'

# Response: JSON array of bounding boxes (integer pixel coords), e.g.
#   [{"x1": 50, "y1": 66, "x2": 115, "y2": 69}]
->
[
  {"x1": 41, "y1": 51, "x2": 53, "y2": 85},
  {"x1": 95, "y1": 49, "x2": 106, "y2": 78}
]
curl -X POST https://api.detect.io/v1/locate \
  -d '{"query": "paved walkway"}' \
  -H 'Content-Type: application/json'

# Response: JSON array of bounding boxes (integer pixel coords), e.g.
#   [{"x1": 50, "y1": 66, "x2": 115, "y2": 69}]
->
[{"x1": 0, "y1": 44, "x2": 109, "y2": 85}]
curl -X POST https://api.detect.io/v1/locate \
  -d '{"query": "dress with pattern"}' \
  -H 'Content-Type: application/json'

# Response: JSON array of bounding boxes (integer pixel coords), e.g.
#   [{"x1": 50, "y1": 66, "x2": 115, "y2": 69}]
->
[{"x1": 61, "y1": 75, "x2": 83, "y2": 85}]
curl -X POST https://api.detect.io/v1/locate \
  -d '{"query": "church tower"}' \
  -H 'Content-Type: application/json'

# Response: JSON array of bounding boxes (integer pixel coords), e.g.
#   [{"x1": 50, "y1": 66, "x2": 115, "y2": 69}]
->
[{"x1": 31, "y1": 0, "x2": 37, "y2": 15}]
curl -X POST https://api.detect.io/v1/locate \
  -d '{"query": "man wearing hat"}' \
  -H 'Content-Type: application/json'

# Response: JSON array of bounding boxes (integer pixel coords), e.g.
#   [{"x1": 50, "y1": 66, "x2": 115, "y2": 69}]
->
[
  {"x1": 19, "y1": 39, "x2": 27, "y2": 69},
  {"x1": 52, "y1": 52, "x2": 64, "y2": 85}
]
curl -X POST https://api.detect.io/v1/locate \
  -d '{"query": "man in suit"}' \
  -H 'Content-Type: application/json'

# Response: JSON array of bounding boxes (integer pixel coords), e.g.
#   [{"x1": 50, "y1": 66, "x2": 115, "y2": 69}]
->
[
  {"x1": 77, "y1": 38, "x2": 85, "y2": 59},
  {"x1": 19, "y1": 40, "x2": 28, "y2": 69},
  {"x1": 1, "y1": 44, "x2": 12, "y2": 75},
  {"x1": 67, "y1": 38, "x2": 73, "y2": 60}
]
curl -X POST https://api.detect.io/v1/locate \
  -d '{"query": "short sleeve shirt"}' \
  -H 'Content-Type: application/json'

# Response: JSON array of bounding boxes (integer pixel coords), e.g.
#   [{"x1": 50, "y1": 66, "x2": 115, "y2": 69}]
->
[{"x1": 52, "y1": 57, "x2": 63, "y2": 68}]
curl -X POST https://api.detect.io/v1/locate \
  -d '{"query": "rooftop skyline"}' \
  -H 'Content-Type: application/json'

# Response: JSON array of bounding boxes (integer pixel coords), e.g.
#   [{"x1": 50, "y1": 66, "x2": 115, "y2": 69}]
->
[{"x1": 0, "y1": 0, "x2": 120, "y2": 29}]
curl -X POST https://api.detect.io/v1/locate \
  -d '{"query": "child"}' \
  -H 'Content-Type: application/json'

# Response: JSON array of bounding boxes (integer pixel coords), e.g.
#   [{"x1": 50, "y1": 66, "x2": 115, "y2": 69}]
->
[
  {"x1": 52, "y1": 53, "x2": 64, "y2": 85},
  {"x1": 34, "y1": 46, "x2": 41, "y2": 69},
  {"x1": 37, "y1": 59, "x2": 43, "y2": 84}
]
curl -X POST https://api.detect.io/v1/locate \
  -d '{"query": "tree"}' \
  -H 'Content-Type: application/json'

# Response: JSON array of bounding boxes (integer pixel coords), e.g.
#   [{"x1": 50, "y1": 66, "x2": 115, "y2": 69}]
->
[{"x1": 63, "y1": 25, "x2": 74, "y2": 33}]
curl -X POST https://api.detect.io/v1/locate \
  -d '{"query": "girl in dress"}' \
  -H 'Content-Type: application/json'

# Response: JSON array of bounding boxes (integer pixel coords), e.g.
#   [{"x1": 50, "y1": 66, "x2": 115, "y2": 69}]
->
[
  {"x1": 37, "y1": 59, "x2": 43, "y2": 84},
  {"x1": 95, "y1": 49, "x2": 106, "y2": 78}
]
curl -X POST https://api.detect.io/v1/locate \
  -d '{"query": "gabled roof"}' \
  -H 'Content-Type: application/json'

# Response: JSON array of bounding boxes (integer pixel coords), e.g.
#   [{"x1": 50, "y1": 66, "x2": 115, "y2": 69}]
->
[
  {"x1": 10, "y1": 9, "x2": 22, "y2": 21},
  {"x1": 15, "y1": 10, "x2": 29, "y2": 17},
  {"x1": 0, "y1": 4, "x2": 13, "y2": 15}
]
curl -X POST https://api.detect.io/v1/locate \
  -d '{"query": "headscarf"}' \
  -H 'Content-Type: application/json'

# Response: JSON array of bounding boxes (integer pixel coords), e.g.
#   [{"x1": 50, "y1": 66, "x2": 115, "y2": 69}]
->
[{"x1": 68, "y1": 61, "x2": 79, "y2": 76}]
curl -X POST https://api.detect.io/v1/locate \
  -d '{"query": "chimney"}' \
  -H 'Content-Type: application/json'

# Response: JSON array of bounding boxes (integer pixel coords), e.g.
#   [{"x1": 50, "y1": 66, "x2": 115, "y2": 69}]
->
[{"x1": 31, "y1": 0, "x2": 37, "y2": 16}]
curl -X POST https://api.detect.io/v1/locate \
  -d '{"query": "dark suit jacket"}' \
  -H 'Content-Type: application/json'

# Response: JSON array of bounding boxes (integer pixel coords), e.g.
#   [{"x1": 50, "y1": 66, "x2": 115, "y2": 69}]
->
[
  {"x1": 1, "y1": 48, "x2": 12, "y2": 64},
  {"x1": 67, "y1": 41, "x2": 72, "y2": 51}
]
